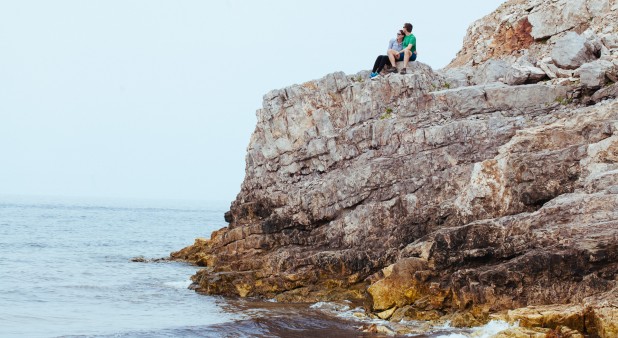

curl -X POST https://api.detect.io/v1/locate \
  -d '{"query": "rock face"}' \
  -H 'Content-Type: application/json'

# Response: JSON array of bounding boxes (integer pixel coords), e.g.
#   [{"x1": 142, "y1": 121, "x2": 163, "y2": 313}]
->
[
  {"x1": 551, "y1": 32, "x2": 599, "y2": 70},
  {"x1": 173, "y1": 0, "x2": 618, "y2": 336}
]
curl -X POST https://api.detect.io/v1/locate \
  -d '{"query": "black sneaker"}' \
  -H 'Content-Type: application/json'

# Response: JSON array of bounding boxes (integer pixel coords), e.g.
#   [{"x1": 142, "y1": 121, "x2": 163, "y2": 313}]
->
[{"x1": 400, "y1": 68, "x2": 407, "y2": 75}]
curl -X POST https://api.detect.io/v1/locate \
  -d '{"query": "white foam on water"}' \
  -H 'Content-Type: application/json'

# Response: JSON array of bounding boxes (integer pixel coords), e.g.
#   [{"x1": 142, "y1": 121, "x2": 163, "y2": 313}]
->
[
  {"x1": 471, "y1": 320, "x2": 515, "y2": 337},
  {"x1": 310, "y1": 302, "x2": 398, "y2": 334},
  {"x1": 163, "y1": 280, "x2": 192, "y2": 289},
  {"x1": 310, "y1": 302, "x2": 518, "y2": 337},
  {"x1": 435, "y1": 320, "x2": 516, "y2": 338},
  {"x1": 309, "y1": 301, "x2": 351, "y2": 312}
]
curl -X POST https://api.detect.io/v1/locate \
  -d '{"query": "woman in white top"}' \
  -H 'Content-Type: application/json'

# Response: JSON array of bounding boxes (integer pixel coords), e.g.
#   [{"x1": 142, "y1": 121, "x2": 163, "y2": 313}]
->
[{"x1": 370, "y1": 30, "x2": 405, "y2": 79}]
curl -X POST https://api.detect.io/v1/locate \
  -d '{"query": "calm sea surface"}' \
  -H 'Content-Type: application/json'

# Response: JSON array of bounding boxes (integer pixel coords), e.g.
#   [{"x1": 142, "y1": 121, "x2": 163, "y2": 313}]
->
[{"x1": 0, "y1": 196, "x2": 511, "y2": 338}]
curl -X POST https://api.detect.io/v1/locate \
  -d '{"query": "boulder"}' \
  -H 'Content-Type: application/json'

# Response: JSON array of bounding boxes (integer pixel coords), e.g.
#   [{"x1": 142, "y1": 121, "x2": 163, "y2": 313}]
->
[
  {"x1": 493, "y1": 327, "x2": 549, "y2": 338},
  {"x1": 553, "y1": 64, "x2": 575, "y2": 78},
  {"x1": 528, "y1": 0, "x2": 590, "y2": 39},
  {"x1": 591, "y1": 82, "x2": 618, "y2": 103},
  {"x1": 472, "y1": 59, "x2": 510, "y2": 84},
  {"x1": 551, "y1": 32, "x2": 598, "y2": 70},
  {"x1": 440, "y1": 66, "x2": 472, "y2": 88},
  {"x1": 587, "y1": 0, "x2": 611, "y2": 16},
  {"x1": 601, "y1": 33, "x2": 618, "y2": 49},
  {"x1": 593, "y1": 306, "x2": 618, "y2": 338},
  {"x1": 526, "y1": 65, "x2": 548, "y2": 82},
  {"x1": 576, "y1": 59, "x2": 615, "y2": 88},
  {"x1": 504, "y1": 66, "x2": 530, "y2": 85},
  {"x1": 538, "y1": 60, "x2": 557, "y2": 79},
  {"x1": 539, "y1": 60, "x2": 574, "y2": 79}
]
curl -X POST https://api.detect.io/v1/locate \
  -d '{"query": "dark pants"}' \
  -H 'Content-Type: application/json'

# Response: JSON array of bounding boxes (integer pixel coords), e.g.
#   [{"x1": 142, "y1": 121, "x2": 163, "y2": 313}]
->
[{"x1": 371, "y1": 55, "x2": 390, "y2": 73}]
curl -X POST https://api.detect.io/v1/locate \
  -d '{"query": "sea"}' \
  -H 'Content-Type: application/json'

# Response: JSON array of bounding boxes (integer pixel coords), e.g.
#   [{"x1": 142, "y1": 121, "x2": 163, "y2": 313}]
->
[{"x1": 0, "y1": 195, "x2": 516, "y2": 338}]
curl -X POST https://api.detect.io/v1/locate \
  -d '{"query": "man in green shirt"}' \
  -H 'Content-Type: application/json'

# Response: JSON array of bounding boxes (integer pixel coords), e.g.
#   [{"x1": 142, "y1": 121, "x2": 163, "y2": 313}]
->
[{"x1": 399, "y1": 22, "x2": 417, "y2": 74}]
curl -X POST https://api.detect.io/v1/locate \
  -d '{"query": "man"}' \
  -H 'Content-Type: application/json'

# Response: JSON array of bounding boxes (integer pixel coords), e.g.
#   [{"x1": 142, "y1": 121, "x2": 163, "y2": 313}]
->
[{"x1": 387, "y1": 22, "x2": 416, "y2": 75}]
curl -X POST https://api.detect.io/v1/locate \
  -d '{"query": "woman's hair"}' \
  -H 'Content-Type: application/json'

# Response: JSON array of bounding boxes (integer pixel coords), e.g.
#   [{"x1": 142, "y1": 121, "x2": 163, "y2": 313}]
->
[
  {"x1": 404, "y1": 23, "x2": 413, "y2": 33},
  {"x1": 398, "y1": 30, "x2": 405, "y2": 36}
]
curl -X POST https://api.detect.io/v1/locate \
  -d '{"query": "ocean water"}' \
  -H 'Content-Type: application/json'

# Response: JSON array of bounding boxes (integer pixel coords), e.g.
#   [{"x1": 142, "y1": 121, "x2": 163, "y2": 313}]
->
[{"x1": 0, "y1": 196, "x2": 513, "y2": 338}]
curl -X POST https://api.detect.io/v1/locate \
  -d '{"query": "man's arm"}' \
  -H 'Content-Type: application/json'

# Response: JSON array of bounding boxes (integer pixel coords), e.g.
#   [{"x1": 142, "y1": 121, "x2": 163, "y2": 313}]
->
[{"x1": 399, "y1": 44, "x2": 412, "y2": 54}]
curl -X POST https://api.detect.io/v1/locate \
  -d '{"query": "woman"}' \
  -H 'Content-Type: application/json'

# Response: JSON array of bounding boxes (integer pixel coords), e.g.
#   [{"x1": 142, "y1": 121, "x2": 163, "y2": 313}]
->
[{"x1": 369, "y1": 30, "x2": 405, "y2": 79}]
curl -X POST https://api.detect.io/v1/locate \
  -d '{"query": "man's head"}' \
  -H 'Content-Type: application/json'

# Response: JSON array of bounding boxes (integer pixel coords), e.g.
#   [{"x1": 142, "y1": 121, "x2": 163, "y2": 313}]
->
[{"x1": 403, "y1": 23, "x2": 413, "y2": 34}]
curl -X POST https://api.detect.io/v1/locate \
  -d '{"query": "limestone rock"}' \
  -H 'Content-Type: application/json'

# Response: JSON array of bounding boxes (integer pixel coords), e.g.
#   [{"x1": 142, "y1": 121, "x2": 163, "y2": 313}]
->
[
  {"x1": 505, "y1": 305, "x2": 587, "y2": 332},
  {"x1": 173, "y1": 1, "x2": 618, "y2": 336},
  {"x1": 524, "y1": 65, "x2": 548, "y2": 82},
  {"x1": 602, "y1": 33, "x2": 618, "y2": 49},
  {"x1": 528, "y1": 0, "x2": 590, "y2": 39},
  {"x1": 493, "y1": 327, "x2": 548, "y2": 338},
  {"x1": 472, "y1": 59, "x2": 510, "y2": 84},
  {"x1": 551, "y1": 32, "x2": 598, "y2": 70},
  {"x1": 505, "y1": 65, "x2": 548, "y2": 85},
  {"x1": 440, "y1": 67, "x2": 472, "y2": 88},
  {"x1": 505, "y1": 66, "x2": 530, "y2": 85},
  {"x1": 446, "y1": 0, "x2": 618, "y2": 80},
  {"x1": 538, "y1": 60, "x2": 558, "y2": 79},
  {"x1": 576, "y1": 59, "x2": 615, "y2": 88},
  {"x1": 376, "y1": 307, "x2": 396, "y2": 320},
  {"x1": 591, "y1": 82, "x2": 618, "y2": 103}
]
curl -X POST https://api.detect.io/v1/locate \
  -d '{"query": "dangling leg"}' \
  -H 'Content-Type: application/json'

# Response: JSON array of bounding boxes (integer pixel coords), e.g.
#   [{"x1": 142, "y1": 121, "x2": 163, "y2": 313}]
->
[
  {"x1": 371, "y1": 55, "x2": 382, "y2": 73},
  {"x1": 376, "y1": 55, "x2": 390, "y2": 73}
]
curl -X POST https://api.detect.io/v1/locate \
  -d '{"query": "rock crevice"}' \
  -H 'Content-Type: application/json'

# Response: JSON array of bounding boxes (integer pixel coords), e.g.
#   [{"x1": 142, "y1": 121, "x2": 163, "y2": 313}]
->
[{"x1": 173, "y1": 0, "x2": 618, "y2": 336}]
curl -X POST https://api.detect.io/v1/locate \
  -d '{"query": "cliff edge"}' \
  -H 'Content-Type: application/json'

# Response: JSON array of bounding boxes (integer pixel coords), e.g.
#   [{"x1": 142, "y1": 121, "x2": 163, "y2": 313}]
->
[{"x1": 173, "y1": 0, "x2": 618, "y2": 336}]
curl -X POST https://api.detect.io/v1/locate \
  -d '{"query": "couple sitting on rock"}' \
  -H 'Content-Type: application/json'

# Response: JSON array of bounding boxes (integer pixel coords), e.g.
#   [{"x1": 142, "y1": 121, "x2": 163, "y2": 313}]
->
[{"x1": 370, "y1": 23, "x2": 417, "y2": 79}]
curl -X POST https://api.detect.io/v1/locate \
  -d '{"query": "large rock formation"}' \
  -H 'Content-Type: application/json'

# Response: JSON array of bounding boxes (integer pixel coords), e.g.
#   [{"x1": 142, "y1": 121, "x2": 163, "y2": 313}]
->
[{"x1": 173, "y1": 0, "x2": 618, "y2": 336}]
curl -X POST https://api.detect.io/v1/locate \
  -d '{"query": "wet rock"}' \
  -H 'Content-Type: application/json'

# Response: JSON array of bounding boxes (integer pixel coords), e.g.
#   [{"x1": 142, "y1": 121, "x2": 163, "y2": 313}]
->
[
  {"x1": 493, "y1": 327, "x2": 549, "y2": 338},
  {"x1": 505, "y1": 305, "x2": 587, "y2": 333},
  {"x1": 130, "y1": 256, "x2": 170, "y2": 263},
  {"x1": 376, "y1": 307, "x2": 396, "y2": 320}
]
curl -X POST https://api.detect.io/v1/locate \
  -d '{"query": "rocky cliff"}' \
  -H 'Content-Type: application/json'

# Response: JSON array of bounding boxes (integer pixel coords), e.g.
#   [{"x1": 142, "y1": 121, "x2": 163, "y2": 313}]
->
[{"x1": 173, "y1": 0, "x2": 618, "y2": 336}]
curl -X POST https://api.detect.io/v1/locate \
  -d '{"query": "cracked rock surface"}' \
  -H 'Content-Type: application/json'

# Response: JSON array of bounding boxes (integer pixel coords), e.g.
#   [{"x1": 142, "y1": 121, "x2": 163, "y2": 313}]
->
[{"x1": 173, "y1": 0, "x2": 618, "y2": 336}]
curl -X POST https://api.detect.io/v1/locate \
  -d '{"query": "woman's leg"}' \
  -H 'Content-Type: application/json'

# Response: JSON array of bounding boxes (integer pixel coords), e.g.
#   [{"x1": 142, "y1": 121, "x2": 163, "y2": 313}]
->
[
  {"x1": 372, "y1": 55, "x2": 382, "y2": 73},
  {"x1": 387, "y1": 49, "x2": 398, "y2": 68},
  {"x1": 376, "y1": 55, "x2": 390, "y2": 73}
]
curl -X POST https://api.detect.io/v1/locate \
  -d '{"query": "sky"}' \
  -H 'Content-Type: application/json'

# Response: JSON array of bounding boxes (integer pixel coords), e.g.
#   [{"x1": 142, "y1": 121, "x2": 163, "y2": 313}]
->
[{"x1": 0, "y1": 0, "x2": 505, "y2": 203}]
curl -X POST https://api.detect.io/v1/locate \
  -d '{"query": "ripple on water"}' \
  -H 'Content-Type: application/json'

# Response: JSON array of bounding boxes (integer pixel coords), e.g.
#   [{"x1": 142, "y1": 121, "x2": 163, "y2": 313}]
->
[{"x1": 2, "y1": 197, "x2": 507, "y2": 338}]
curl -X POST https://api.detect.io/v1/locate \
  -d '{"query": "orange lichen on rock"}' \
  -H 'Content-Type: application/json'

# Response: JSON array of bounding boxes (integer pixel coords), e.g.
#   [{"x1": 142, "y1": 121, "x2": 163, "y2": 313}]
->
[{"x1": 488, "y1": 18, "x2": 534, "y2": 59}]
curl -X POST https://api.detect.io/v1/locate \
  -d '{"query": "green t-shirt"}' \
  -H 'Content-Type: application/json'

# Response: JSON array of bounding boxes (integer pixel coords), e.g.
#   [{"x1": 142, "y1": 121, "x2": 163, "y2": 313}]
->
[{"x1": 402, "y1": 34, "x2": 416, "y2": 53}]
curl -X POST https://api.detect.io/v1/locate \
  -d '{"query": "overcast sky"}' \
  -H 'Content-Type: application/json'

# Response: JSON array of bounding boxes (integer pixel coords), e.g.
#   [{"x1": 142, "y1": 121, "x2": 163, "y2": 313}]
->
[{"x1": 0, "y1": 0, "x2": 505, "y2": 203}]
